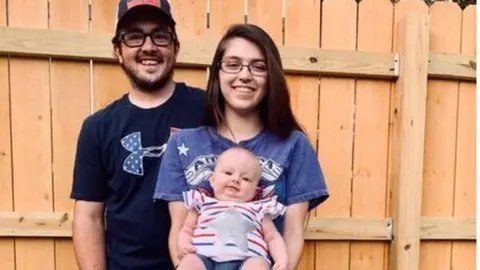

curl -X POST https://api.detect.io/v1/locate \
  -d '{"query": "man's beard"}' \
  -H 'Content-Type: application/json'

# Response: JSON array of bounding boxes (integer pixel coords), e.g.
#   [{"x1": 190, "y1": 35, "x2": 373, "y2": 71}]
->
[{"x1": 121, "y1": 62, "x2": 174, "y2": 93}]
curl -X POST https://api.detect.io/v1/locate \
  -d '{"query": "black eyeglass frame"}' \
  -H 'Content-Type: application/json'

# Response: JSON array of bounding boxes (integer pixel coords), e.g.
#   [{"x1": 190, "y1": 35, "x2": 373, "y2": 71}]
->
[{"x1": 118, "y1": 30, "x2": 176, "y2": 48}]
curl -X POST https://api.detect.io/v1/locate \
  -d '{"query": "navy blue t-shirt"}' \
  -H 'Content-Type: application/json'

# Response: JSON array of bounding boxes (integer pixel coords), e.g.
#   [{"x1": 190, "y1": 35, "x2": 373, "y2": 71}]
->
[{"x1": 71, "y1": 83, "x2": 205, "y2": 270}]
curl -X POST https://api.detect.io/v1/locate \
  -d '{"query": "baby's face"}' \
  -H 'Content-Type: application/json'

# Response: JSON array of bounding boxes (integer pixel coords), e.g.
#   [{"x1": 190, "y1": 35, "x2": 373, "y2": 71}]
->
[{"x1": 210, "y1": 149, "x2": 261, "y2": 202}]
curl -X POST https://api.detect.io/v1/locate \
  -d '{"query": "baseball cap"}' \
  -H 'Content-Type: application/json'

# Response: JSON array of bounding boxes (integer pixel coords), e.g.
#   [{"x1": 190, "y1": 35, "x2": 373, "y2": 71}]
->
[{"x1": 115, "y1": 0, "x2": 176, "y2": 32}]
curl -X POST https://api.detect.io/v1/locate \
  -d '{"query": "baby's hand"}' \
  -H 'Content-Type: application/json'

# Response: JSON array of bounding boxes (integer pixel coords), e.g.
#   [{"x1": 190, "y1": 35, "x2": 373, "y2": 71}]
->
[
  {"x1": 272, "y1": 260, "x2": 288, "y2": 270},
  {"x1": 177, "y1": 232, "x2": 196, "y2": 259}
]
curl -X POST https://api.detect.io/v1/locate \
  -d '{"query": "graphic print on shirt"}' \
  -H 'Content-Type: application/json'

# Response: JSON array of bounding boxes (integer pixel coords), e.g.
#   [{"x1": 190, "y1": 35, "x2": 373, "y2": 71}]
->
[
  {"x1": 182, "y1": 145, "x2": 284, "y2": 187},
  {"x1": 185, "y1": 154, "x2": 218, "y2": 185},
  {"x1": 121, "y1": 132, "x2": 166, "y2": 176}
]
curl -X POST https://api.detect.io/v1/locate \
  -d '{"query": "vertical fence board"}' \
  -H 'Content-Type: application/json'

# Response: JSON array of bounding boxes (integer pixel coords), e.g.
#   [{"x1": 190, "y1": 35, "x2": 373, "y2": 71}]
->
[
  {"x1": 171, "y1": 0, "x2": 207, "y2": 89},
  {"x1": 391, "y1": 13, "x2": 429, "y2": 270},
  {"x1": 8, "y1": 1, "x2": 54, "y2": 269},
  {"x1": 389, "y1": 3, "x2": 428, "y2": 270},
  {"x1": 0, "y1": 1, "x2": 14, "y2": 269},
  {"x1": 420, "y1": 3, "x2": 461, "y2": 270},
  {"x1": 351, "y1": 1, "x2": 393, "y2": 270},
  {"x1": 451, "y1": 5, "x2": 476, "y2": 270},
  {"x1": 284, "y1": 0, "x2": 321, "y2": 269},
  {"x1": 209, "y1": 0, "x2": 245, "y2": 40},
  {"x1": 91, "y1": 0, "x2": 129, "y2": 111},
  {"x1": 390, "y1": 0, "x2": 429, "y2": 218},
  {"x1": 316, "y1": 0, "x2": 357, "y2": 269},
  {"x1": 49, "y1": 0, "x2": 90, "y2": 269},
  {"x1": 247, "y1": 0, "x2": 283, "y2": 45}
]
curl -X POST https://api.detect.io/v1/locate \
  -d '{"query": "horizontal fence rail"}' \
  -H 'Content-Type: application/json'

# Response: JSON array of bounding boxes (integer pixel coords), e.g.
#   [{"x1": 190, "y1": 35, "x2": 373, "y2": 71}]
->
[
  {"x1": 0, "y1": 212, "x2": 475, "y2": 241},
  {"x1": 0, "y1": 26, "x2": 475, "y2": 81}
]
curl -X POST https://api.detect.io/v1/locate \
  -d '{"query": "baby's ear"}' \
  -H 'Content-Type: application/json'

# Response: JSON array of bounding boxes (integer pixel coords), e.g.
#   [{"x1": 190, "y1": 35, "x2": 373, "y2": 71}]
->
[{"x1": 208, "y1": 173, "x2": 215, "y2": 185}]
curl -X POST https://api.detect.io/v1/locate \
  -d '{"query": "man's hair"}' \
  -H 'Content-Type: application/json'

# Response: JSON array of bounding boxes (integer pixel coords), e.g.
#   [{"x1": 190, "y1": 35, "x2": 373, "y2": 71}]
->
[{"x1": 203, "y1": 24, "x2": 303, "y2": 140}]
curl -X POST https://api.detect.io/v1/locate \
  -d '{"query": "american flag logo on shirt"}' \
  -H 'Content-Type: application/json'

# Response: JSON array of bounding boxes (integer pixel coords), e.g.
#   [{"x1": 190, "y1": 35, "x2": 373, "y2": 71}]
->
[{"x1": 121, "y1": 132, "x2": 166, "y2": 176}]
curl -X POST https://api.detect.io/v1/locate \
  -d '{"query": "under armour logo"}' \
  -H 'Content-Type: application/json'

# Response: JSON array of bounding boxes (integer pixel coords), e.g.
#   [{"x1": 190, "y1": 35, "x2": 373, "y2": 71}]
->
[{"x1": 121, "y1": 132, "x2": 166, "y2": 176}]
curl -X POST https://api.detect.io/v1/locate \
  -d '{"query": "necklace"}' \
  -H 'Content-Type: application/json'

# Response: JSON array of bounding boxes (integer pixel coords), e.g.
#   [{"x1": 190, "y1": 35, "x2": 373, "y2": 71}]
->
[{"x1": 220, "y1": 125, "x2": 238, "y2": 144}]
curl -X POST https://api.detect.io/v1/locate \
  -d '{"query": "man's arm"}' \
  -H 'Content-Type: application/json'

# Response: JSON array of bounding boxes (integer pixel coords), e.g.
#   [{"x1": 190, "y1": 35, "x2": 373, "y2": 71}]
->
[
  {"x1": 168, "y1": 201, "x2": 188, "y2": 267},
  {"x1": 283, "y1": 202, "x2": 309, "y2": 270},
  {"x1": 73, "y1": 200, "x2": 106, "y2": 270}
]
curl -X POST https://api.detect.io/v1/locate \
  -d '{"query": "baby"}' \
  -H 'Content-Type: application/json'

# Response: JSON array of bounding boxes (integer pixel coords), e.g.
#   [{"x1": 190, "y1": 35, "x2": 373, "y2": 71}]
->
[{"x1": 176, "y1": 147, "x2": 288, "y2": 270}]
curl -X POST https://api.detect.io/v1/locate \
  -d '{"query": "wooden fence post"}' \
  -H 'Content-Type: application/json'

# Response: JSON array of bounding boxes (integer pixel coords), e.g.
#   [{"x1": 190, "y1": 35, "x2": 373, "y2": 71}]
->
[{"x1": 390, "y1": 14, "x2": 430, "y2": 270}]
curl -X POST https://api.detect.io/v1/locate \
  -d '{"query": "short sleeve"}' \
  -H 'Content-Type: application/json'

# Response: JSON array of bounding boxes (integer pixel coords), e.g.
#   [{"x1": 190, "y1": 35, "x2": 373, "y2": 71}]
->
[
  {"x1": 70, "y1": 116, "x2": 107, "y2": 202},
  {"x1": 285, "y1": 132, "x2": 329, "y2": 210},
  {"x1": 182, "y1": 189, "x2": 204, "y2": 212},
  {"x1": 260, "y1": 196, "x2": 286, "y2": 219},
  {"x1": 153, "y1": 133, "x2": 187, "y2": 201}
]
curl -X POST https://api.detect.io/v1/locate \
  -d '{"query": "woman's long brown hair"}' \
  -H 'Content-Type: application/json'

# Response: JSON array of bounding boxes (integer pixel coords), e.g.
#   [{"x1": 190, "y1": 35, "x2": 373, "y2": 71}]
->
[{"x1": 203, "y1": 24, "x2": 304, "y2": 139}]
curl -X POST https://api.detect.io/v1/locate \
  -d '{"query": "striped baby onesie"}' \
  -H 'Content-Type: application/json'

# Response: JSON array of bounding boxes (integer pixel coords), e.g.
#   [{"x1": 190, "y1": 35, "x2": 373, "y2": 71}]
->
[{"x1": 182, "y1": 189, "x2": 285, "y2": 263}]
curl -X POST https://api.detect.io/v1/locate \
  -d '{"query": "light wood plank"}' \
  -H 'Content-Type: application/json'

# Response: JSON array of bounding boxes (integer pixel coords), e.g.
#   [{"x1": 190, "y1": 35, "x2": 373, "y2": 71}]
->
[
  {"x1": 0, "y1": 212, "x2": 72, "y2": 237},
  {"x1": 0, "y1": 26, "x2": 475, "y2": 81},
  {"x1": 389, "y1": 2, "x2": 429, "y2": 270},
  {"x1": 428, "y1": 52, "x2": 476, "y2": 81},
  {"x1": 284, "y1": 1, "x2": 320, "y2": 269},
  {"x1": 0, "y1": 26, "x2": 398, "y2": 79},
  {"x1": 316, "y1": 0, "x2": 357, "y2": 269},
  {"x1": 171, "y1": 0, "x2": 207, "y2": 40},
  {"x1": 451, "y1": 5, "x2": 476, "y2": 270},
  {"x1": 0, "y1": 213, "x2": 475, "y2": 241},
  {"x1": 171, "y1": 0, "x2": 207, "y2": 89},
  {"x1": 421, "y1": 217, "x2": 475, "y2": 240},
  {"x1": 8, "y1": 1, "x2": 55, "y2": 269},
  {"x1": 2, "y1": 213, "x2": 474, "y2": 241},
  {"x1": 0, "y1": 1, "x2": 14, "y2": 268},
  {"x1": 209, "y1": 0, "x2": 245, "y2": 40},
  {"x1": 91, "y1": 0, "x2": 129, "y2": 111},
  {"x1": 352, "y1": 1, "x2": 393, "y2": 269},
  {"x1": 305, "y1": 218, "x2": 391, "y2": 241},
  {"x1": 421, "y1": 3, "x2": 462, "y2": 270},
  {"x1": 49, "y1": 1, "x2": 90, "y2": 269},
  {"x1": 390, "y1": 10, "x2": 430, "y2": 270},
  {"x1": 247, "y1": 0, "x2": 282, "y2": 46}
]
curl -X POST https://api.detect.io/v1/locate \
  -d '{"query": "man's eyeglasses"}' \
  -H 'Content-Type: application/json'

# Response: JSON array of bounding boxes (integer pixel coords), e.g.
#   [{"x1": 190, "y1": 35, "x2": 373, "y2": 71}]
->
[
  {"x1": 119, "y1": 30, "x2": 174, "y2": 47},
  {"x1": 218, "y1": 60, "x2": 267, "y2": 76}
]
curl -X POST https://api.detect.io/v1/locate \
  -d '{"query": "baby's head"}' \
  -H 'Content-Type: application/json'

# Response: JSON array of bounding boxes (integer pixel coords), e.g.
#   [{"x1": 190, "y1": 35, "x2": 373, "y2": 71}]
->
[{"x1": 210, "y1": 147, "x2": 262, "y2": 202}]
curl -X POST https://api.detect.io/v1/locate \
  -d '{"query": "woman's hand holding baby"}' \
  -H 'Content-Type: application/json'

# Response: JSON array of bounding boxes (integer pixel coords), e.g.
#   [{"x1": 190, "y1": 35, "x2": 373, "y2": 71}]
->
[
  {"x1": 176, "y1": 209, "x2": 200, "y2": 260},
  {"x1": 272, "y1": 259, "x2": 288, "y2": 270},
  {"x1": 176, "y1": 229, "x2": 196, "y2": 259}
]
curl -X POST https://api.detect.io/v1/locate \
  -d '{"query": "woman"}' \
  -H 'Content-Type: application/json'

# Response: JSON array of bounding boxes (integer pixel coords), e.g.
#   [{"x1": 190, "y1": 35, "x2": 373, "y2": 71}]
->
[{"x1": 154, "y1": 24, "x2": 329, "y2": 270}]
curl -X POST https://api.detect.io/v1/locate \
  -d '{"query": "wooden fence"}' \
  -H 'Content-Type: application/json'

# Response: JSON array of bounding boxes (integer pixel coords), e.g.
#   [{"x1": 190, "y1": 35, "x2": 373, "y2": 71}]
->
[{"x1": 0, "y1": 0, "x2": 476, "y2": 270}]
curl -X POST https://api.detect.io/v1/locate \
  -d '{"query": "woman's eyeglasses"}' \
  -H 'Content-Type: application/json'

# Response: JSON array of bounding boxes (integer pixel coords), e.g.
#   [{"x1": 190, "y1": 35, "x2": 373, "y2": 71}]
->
[{"x1": 218, "y1": 60, "x2": 267, "y2": 76}]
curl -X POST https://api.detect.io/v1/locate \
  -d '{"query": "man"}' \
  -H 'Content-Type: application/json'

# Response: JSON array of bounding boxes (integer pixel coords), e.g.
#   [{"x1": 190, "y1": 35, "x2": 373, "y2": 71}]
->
[{"x1": 70, "y1": 0, "x2": 205, "y2": 269}]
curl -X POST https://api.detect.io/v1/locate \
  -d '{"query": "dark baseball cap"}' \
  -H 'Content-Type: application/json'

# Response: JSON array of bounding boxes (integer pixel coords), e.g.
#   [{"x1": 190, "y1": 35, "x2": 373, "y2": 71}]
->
[{"x1": 115, "y1": 0, "x2": 176, "y2": 32}]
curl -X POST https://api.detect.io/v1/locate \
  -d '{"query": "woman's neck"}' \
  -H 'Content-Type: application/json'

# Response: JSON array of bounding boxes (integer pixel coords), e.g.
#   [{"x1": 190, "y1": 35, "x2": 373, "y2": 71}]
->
[{"x1": 219, "y1": 108, "x2": 263, "y2": 143}]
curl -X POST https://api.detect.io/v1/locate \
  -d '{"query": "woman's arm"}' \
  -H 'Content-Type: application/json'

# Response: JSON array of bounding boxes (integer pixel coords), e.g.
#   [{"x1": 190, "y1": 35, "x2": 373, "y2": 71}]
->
[
  {"x1": 168, "y1": 201, "x2": 189, "y2": 267},
  {"x1": 283, "y1": 202, "x2": 309, "y2": 270},
  {"x1": 262, "y1": 216, "x2": 288, "y2": 270},
  {"x1": 177, "y1": 208, "x2": 199, "y2": 259}
]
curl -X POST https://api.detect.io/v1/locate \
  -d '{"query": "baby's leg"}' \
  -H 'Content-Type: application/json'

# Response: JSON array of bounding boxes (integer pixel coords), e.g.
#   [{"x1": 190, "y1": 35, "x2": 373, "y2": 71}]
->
[
  {"x1": 239, "y1": 257, "x2": 270, "y2": 270},
  {"x1": 176, "y1": 254, "x2": 208, "y2": 270}
]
